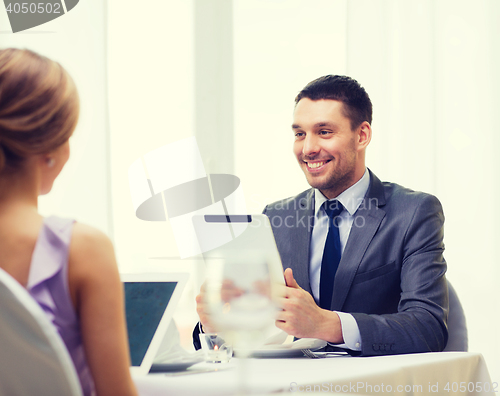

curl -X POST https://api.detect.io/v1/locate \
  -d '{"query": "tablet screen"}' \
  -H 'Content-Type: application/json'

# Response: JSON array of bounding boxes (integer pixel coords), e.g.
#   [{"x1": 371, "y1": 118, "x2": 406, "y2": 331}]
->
[{"x1": 124, "y1": 282, "x2": 177, "y2": 366}]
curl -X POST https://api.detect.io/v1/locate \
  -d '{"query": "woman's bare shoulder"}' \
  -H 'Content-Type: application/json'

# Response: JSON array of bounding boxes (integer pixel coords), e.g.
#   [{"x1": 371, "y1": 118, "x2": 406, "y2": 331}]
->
[
  {"x1": 71, "y1": 222, "x2": 113, "y2": 250},
  {"x1": 69, "y1": 222, "x2": 119, "y2": 281}
]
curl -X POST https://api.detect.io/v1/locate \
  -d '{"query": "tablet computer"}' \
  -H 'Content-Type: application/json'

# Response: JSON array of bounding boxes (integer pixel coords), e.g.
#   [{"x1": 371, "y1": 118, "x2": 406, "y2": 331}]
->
[
  {"x1": 192, "y1": 214, "x2": 285, "y2": 285},
  {"x1": 192, "y1": 214, "x2": 287, "y2": 345},
  {"x1": 121, "y1": 272, "x2": 188, "y2": 376}
]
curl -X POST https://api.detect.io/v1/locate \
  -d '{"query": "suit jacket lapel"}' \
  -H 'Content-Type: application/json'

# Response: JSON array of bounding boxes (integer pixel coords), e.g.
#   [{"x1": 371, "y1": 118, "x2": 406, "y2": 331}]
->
[
  {"x1": 331, "y1": 171, "x2": 387, "y2": 311},
  {"x1": 289, "y1": 189, "x2": 315, "y2": 294}
]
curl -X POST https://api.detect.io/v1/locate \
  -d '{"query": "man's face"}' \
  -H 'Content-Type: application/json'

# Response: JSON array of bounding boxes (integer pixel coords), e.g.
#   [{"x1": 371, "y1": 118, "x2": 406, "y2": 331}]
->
[{"x1": 292, "y1": 98, "x2": 367, "y2": 199}]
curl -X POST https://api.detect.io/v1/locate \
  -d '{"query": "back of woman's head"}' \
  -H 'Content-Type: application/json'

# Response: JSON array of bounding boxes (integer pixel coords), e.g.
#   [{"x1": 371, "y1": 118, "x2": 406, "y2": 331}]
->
[{"x1": 0, "y1": 48, "x2": 79, "y2": 174}]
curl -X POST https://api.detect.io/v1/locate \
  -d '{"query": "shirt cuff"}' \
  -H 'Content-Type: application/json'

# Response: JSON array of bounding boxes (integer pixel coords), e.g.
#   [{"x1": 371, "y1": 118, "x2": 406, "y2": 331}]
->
[{"x1": 328, "y1": 311, "x2": 362, "y2": 351}]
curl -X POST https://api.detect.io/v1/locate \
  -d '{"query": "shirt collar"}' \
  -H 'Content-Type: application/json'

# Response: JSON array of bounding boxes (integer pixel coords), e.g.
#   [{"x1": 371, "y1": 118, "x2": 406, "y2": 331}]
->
[{"x1": 314, "y1": 168, "x2": 370, "y2": 217}]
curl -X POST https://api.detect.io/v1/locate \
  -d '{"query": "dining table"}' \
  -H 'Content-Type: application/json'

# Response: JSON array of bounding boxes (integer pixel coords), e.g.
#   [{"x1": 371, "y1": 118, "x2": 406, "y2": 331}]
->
[{"x1": 133, "y1": 351, "x2": 494, "y2": 395}]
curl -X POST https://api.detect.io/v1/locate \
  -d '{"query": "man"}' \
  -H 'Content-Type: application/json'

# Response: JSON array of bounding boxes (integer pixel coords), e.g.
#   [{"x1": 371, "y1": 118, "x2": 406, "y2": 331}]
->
[{"x1": 195, "y1": 75, "x2": 448, "y2": 356}]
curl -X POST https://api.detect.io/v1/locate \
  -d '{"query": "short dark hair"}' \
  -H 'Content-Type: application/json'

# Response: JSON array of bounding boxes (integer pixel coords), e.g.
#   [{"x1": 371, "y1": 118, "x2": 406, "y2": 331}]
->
[{"x1": 295, "y1": 75, "x2": 372, "y2": 130}]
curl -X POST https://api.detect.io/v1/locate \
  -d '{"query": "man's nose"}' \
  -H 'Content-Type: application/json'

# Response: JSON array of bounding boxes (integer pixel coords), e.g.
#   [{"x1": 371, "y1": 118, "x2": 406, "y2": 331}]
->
[{"x1": 302, "y1": 134, "x2": 319, "y2": 157}]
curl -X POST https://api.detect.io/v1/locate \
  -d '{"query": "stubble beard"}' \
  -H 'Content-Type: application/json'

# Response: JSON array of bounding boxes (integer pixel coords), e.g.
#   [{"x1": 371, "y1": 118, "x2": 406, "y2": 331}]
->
[
  {"x1": 304, "y1": 162, "x2": 356, "y2": 198},
  {"x1": 300, "y1": 146, "x2": 358, "y2": 198}
]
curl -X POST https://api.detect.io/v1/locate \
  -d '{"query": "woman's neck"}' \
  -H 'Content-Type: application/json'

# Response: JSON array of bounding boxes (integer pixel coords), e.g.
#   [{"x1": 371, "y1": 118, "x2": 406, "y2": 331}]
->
[
  {"x1": 0, "y1": 171, "x2": 43, "y2": 286},
  {"x1": 0, "y1": 163, "x2": 40, "y2": 215}
]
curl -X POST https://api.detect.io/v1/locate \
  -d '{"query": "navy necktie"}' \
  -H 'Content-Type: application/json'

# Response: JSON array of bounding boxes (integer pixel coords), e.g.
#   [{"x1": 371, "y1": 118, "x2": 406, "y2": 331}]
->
[{"x1": 319, "y1": 200, "x2": 344, "y2": 310}]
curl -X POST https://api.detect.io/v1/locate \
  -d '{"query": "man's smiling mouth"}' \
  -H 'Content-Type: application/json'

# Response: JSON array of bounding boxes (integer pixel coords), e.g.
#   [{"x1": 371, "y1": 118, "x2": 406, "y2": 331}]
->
[{"x1": 305, "y1": 160, "x2": 331, "y2": 169}]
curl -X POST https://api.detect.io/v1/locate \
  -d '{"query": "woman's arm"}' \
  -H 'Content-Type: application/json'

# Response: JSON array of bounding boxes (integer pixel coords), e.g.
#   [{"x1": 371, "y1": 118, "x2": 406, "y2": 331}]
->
[{"x1": 68, "y1": 223, "x2": 138, "y2": 396}]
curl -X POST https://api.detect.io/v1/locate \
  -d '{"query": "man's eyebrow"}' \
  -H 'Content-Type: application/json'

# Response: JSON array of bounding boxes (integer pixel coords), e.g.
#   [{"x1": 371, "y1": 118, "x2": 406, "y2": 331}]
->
[
  {"x1": 314, "y1": 122, "x2": 336, "y2": 128},
  {"x1": 291, "y1": 122, "x2": 337, "y2": 129}
]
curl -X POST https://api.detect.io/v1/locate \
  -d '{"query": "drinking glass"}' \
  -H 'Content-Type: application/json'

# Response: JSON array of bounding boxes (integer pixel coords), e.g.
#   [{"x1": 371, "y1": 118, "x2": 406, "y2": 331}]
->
[{"x1": 204, "y1": 254, "x2": 278, "y2": 393}]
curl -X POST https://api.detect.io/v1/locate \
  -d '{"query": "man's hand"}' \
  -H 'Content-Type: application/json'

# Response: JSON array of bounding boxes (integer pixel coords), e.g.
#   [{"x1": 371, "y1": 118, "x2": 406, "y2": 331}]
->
[
  {"x1": 196, "y1": 280, "x2": 245, "y2": 333},
  {"x1": 195, "y1": 283, "x2": 215, "y2": 333},
  {"x1": 275, "y1": 268, "x2": 344, "y2": 344}
]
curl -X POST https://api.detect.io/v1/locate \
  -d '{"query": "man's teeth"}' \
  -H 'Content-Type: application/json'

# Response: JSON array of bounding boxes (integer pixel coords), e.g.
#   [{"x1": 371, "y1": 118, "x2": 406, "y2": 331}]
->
[{"x1": 308, "y1": 161, "x2": 326, "y2": 169}]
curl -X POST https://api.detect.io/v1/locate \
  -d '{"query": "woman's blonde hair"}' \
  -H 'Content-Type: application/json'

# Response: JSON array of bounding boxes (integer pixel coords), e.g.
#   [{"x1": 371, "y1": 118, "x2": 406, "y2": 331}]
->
[{"x1": 0, "y1": 48, "x2": 79, "y2": 173}]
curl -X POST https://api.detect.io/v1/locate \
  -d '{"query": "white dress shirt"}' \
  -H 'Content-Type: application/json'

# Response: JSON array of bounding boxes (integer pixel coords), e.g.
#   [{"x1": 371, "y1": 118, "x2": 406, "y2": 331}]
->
[{"x1": 309, "y1": 168, "x2": 370, "y2": 351}]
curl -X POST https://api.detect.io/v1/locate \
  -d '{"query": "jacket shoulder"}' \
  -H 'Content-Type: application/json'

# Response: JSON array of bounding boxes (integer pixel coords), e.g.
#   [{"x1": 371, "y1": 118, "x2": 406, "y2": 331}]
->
[{"x1": 380, "y1": 180, "x2": 443, "y2": 213}]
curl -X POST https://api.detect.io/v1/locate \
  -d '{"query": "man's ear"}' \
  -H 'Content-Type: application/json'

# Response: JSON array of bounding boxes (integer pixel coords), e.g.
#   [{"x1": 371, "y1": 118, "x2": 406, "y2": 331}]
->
[{"x1": 357, "y1": 121, "x2": 372, "y2": 150}]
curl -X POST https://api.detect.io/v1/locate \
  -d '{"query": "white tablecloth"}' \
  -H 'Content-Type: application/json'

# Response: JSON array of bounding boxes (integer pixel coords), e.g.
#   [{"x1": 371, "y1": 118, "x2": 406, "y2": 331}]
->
[{"x1": 134, "y1": 352, "x2": 493, "y2": 396}]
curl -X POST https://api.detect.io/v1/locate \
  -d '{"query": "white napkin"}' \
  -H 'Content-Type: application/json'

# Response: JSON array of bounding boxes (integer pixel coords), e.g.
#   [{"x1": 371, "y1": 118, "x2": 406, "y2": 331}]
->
[{"x1": 153, "y1": 321, "x2": 204, "y2": 364}]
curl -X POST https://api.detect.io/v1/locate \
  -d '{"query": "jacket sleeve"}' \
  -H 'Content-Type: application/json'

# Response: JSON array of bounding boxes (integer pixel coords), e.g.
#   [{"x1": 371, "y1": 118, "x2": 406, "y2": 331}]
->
[{"x1": 192, "y1": 322, "x2": 203, "y2": 350}]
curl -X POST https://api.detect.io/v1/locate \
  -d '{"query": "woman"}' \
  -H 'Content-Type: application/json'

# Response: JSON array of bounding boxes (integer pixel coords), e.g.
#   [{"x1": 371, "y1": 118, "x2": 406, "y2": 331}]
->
[{"x1": 0, "y1": 48, "x2": 137, "y2": 396}]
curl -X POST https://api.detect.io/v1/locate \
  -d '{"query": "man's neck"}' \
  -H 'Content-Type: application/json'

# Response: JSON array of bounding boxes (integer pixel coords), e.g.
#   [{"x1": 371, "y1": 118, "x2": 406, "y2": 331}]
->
[{"x1": 320, "y1": 167, "x2": 367, "y2": 200}]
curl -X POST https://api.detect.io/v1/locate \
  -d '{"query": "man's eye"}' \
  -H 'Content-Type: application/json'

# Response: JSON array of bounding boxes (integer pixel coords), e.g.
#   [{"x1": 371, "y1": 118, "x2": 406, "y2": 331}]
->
[
  {"x1": 294, "y1": 132, "x2": 305, "y2": 138},
  {"x1": 319, "y1": 130, "x2": 331, "y2": 135}
]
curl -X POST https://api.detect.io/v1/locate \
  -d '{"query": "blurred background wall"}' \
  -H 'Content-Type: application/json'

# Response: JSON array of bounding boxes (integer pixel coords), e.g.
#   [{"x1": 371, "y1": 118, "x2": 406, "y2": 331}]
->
[{"x1": 1, "y1": 0, "x2": 498, "y2": 379}]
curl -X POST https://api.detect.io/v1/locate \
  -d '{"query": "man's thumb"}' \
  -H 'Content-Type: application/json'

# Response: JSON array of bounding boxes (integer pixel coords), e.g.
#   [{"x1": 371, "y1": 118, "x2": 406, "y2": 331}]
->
[{"x1": 284, "y1": 268, "x2": 300, "y2": 288}]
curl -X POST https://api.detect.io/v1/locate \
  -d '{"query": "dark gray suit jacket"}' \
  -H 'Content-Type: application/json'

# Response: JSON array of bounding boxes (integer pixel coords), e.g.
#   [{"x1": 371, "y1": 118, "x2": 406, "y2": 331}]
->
[{"x1": 263, "y1": 170, "x2": 448, "y2": 356}]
